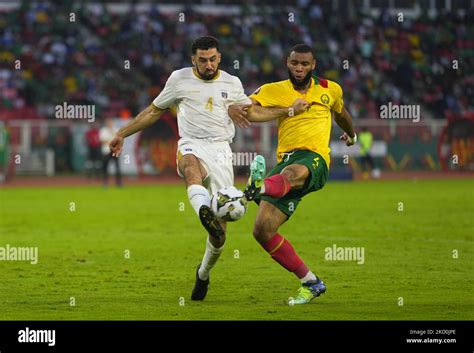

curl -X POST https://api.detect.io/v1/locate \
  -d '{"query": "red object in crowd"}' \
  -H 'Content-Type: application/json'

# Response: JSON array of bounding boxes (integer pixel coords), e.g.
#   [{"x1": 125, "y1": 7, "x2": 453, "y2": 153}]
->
[{"x1": 85, "y1": 128, "x2": 100, "y2": 148}]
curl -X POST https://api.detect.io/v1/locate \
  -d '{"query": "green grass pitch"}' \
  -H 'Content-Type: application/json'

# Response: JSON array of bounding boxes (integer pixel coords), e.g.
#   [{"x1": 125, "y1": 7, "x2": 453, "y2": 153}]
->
[{"x1": 0, "y1": 179, "x2": 472, "y2": 320}]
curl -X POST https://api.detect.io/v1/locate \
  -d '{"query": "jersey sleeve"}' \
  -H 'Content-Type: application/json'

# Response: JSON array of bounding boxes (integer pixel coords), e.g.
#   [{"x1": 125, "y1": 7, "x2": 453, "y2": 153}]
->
[
  {"x1": 330, "y1": 81, "x2": 344, "y2": 114},
  {"x1": 230, "y1": 77, "x2": 251, "y2": 105},
  {"x1": 152, "y1": 71, "x2": 178, "y2": 109},
  {"x1": 249, "y1": 83, "x2": 279, "y2": 107}
]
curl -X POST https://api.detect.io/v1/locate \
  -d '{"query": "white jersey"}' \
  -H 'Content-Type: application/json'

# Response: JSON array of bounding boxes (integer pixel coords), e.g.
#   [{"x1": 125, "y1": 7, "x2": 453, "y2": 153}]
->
[{"x1": 152, "y1": 68, "x2": 251, "y2": 142}]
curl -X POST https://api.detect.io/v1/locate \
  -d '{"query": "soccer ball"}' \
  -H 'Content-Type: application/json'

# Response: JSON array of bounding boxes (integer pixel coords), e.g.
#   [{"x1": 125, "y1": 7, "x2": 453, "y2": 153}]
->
[{"x1": 211, "y1": 186, "x2": 248, "y2": 222}]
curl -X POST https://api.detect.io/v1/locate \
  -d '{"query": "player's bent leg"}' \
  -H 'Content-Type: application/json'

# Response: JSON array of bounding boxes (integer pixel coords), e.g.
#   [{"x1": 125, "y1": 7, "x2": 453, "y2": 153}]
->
[
  {"x1": 178, "y1": 154, "x2": 208, "y2": 188},
  {"x1": 179, "y1": 154, "x2": 224, "y2": 240},
  {"x1": 280, "y1": 164, "x2": 310, "y2": 190},
  {"x1": 253, "y1": 163, "x2": 310, "y2": 199},
  {"x1": 192, "y1": 222, "x2": 226, "y2": 301},
  {"x1": 253, "y1": 201, "x2": 326, "y2": 305}
]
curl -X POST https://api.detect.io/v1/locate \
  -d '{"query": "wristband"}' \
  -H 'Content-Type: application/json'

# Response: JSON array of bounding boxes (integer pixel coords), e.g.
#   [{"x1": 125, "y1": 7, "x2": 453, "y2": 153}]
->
[{"x1": 347, "y1": 133, "x2": 357, "y2": 144}]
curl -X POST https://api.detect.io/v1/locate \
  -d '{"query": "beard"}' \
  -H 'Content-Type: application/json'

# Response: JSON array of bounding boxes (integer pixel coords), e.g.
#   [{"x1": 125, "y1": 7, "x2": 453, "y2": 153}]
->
[
  {"x1": 288, "y1": 69, "x2": 313, "y2": 88},
  {"x1": 196, "y1": 67, "x2": 218, "y2": 80}
]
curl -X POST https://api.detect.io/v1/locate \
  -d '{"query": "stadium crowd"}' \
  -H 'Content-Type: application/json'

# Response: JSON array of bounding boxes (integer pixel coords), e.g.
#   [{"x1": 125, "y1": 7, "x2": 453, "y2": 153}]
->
[{"x1": 0, "y1": 1, "x2": 472, "y2": 122}]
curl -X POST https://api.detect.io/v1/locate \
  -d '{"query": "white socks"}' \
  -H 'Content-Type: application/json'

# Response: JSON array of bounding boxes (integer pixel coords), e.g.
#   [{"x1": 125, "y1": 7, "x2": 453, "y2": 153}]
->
[
  {"x1": 198, "y1": 237, "x2": 225, "y2": 280},
  {"x1": 187, "y1": 184, "x2": 211, "y2": 215},
  {"x1": 300, "y1": 271, "x2": 317, "y2": 283},
  {"x1": 188, "y1": 185, "x2": 224, "y2": 280}
]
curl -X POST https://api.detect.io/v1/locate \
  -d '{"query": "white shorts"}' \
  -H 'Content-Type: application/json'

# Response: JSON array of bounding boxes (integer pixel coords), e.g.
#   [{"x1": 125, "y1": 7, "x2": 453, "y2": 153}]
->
[{"x1": 176, "y1": 137, "x2": 234, "y2": 194}]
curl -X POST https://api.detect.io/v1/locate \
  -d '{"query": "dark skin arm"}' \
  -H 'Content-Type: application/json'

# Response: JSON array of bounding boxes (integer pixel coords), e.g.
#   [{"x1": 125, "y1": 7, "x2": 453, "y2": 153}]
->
[
  {"x1": 334, "y1": 106, "x2": 356, "y2": 146},
  {"x1": 228, "y1": 98, "x2": 310, "y2": 125}
]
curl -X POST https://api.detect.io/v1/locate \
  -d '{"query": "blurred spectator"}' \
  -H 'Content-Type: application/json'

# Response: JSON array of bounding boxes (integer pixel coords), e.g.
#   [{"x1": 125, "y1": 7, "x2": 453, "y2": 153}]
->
[
  {"x1": 0, "y1": 121, "x2": 10, "y2": 182},
  {"x1": 85, "y1": 122, "x2": 101, "y2": 177},
  {"x1": 358, "y1": 127, "x2": 376, "y2": 179},
  {"x1": 100, "y1": 118, "x2": 121, "y2": 187}
]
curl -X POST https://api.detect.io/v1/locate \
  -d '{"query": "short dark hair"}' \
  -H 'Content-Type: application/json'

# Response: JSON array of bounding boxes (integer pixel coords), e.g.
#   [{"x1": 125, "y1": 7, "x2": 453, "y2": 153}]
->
[
  {"x1": 289, "y1": 44, "x2": 314, "y2": 58},
  {"x1": 192, "y1": 36, "x2": 220, "y2": 54}
]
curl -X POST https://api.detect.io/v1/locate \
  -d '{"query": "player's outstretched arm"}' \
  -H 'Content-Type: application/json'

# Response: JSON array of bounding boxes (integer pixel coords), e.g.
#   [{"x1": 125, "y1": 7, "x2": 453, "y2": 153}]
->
[
  {"x1": 334, "y1": 107, "x2": 357, "y2": 146},
  {"x1": 247, "y1": 98, "x2": 310, "y2": 122},
  {"x1": 228, "y1": 98, "x2": 309, "y2": 124},
  {"x1": 109, "y1": 104, "x2": 164, "y2": 157},
  {"x1": 246, "y1": 104, "x2": 289, "y2": 122}
]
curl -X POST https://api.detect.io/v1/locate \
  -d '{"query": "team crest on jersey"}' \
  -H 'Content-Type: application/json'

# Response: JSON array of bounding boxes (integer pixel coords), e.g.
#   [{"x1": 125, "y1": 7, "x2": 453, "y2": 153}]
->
[
  {"x1": 221, "y1": 91, "x2": 228, "y2": 99},
  {"x1": 321, "y1": 94, "x2": 330, "y2": 104}
]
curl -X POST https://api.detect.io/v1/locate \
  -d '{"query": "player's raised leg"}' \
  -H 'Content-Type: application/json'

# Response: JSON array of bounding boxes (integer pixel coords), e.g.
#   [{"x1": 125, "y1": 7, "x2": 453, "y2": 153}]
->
[
  {"x1": 179, "y1": 154, "x2": 224, "y2": 240},
  {"x1": 178, "y1": 154, "x2": 226, "y2": 300},
  {"x1": 245, "y1": 155, "x2": 311, "y2": 200}
]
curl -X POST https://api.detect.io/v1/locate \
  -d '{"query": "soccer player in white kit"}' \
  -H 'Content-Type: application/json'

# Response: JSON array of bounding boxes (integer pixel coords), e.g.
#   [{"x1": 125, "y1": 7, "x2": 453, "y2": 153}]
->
[{"x1": 109, "y1": 37, "x2": 258, "y2": 300}]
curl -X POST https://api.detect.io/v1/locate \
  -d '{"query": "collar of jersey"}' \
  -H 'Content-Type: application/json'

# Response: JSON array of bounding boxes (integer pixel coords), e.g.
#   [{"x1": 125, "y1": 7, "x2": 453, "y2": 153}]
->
[{"x1": 192, "y1": 68, "x2": 221, "y2": 81}]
